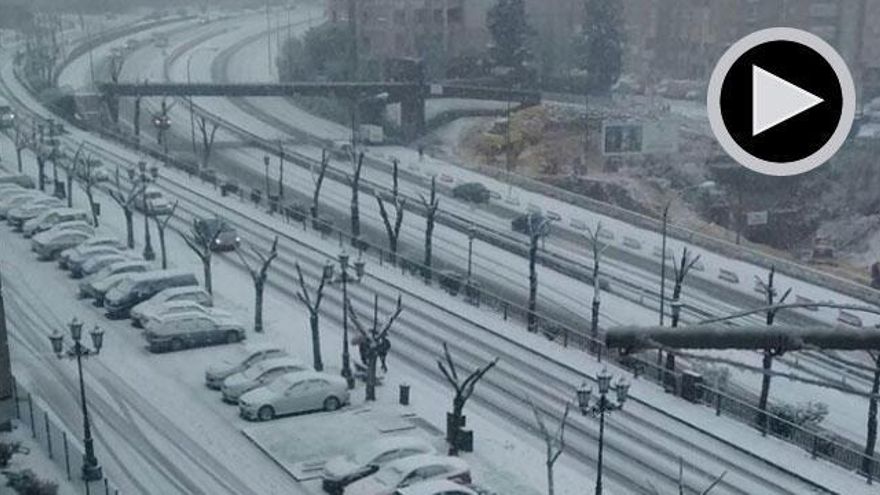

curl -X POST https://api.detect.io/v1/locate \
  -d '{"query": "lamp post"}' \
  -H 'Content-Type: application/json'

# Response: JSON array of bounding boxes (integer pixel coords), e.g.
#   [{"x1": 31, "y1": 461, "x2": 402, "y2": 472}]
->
[
  {"x1": 577, "y1": 368, "x2": 629, "y2": 495},
  {"x1": 132, "y1": 161, "x2": 157, "y2": 261},
  {"x1": 49, "y1": 318, "x2": 104, "y2": 484},
  {"x1": 277, "y1": 146, "x2": 285, "y2": 200},
  {"x1": 337, "y1": 252, "x2": 355, "y2": 389},
  {"x1": 466, "y1": 224, "x2": 476, "y2": 281},
  {"x1": 658, "y1": 181, "x2": 715, "y2": 327},
  {"x1": 263, "y1": 155, "x2": 271, "y2": 199}
]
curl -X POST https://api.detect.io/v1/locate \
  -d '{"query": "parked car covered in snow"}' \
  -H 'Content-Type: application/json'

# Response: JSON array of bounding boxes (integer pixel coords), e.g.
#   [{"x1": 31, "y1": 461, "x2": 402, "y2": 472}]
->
[
  {"x1": 322, "y1": 436, "x2": 436, "y2": 493},
  {"x1": 40, "y1": 220, "x2": 95, "y2": 239},
  {"x1": 67, "y1": 245, "x2": 126, "y2": 276},
  {"x1": 31, "y1": 230, "x2": 92, "y2": 261},
  {"x1": 78, "y1": 263, "x2": 151, "y2": 302},
  {"x1": 451, "y1": 183, "x2": 490, "y2": 204},
  {"x1": 344, "y1": 455, "x2": 471, "y2": 495},
  {"x1": 8, "y1": 197, "x2": 64, "y2": 229},
  {"x1": 104, "y1": 270, "x2": 199, "y2": 319},
  {"x1": 204, "y1": 344, "x2": 287, "y2": 389},
  {"x1": 75, "y1": 252, "x2": 135, "y2": 279},
  {"x1": 220, "y1": 357, "x2": 310, "y2": 403},
  {"x1": 23, "y1": 207, "x2": 90, "y2": 237},
  {"x1": 132, "y1": 286, "x2": 212, "y2": 327},
  {"x1": 0, "y1": 191, "x2": 44, "y2": 218},
  {"x1": 134, "y1": 300, "x2": 231, "y2": 329},
  {"x1": 393, "y1": 480, "x2": 480, "y2": 495},
  {"x1": 238, "y1": 371, "x2": 349, "y2": 421},
  {"x1": 142, "y1": 313, "x2": 246, "y2": 353},
  {"x1": 59, "y1": 236, "x2": 123, "y2": 269}
]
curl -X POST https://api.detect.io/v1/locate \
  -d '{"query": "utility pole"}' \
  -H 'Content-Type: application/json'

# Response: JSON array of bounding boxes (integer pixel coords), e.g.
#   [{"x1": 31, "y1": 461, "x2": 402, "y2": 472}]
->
[{"x1": 265, "y1": 2, "x2": 273, "y2": 79}]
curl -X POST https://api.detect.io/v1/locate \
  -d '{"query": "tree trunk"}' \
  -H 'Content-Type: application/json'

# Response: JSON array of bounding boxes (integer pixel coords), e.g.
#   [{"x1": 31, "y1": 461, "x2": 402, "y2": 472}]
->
[
  {"x1": 15, "y1": 147, "x2": 22, "y2": 173},
  {"x1": 864, "y1": 354, "x2": 880, "y2": 478},
  {"x1": 350, "y1": 188, "x2": 360, "y2": 244},
  {"x1": 254, "y1": 281, "x2": 264, "y2": 333},
  {"x1": 389, "y1": 237, "x2": 398, "y2": 264},
  {"x1": 203, "y1": 256, "x2": 213, "y2": 294},
  {"x1": 527, "y1": 234, "x2": 539, "y2": 333},
  {"x1": 310, "y1": 313, "x2": 323, "y2": 371},
  {"x1": 66, "y1": 172, "x2": 73, "y2": 208},
  {"x1": 86, "y1": 189, "x2": 98, "y2": 227},
  {"x1": 366, "y1": 353, "x2": 377, "y2": 401},
  {"x1": 124, "y1": 209, "x2": 134, "y2": 249},
  {"x1": 546, "y1": 460, "x2": 555, "y2": 495},
  {"x1": 758, "y1": 351, "x2": 773, "y2": 435},
  {"x1": 424, "y1": 215, "x2": 435, "y2": 283},
  {"x1": 448, "y1": 400, "x2": 465, "y2": 456},
  {"x1": 37, "y1": 157, "x2": 45, "y2": 191},
  {"x1": 157, "y1": 227, "x2": 167, "y2": 269}
]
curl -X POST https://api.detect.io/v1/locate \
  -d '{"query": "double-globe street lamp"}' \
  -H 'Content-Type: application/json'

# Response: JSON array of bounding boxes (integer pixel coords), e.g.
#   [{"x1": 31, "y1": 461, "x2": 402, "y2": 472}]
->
[
  {"x1": 128, "y1": 161, "x2": 159, "y2": 261},
  {"x1": 658, "y1": 181, "x2": 715, "y2": 327},
  {"x1": 335, "y1": 252, "x2": 366, "y2": 390},
  {"x1": 49, "y1": 318, "x2": 105, "y2": 483},
  {"x1": 577, "y1": 368, "x2": 630, "y2": 495}
]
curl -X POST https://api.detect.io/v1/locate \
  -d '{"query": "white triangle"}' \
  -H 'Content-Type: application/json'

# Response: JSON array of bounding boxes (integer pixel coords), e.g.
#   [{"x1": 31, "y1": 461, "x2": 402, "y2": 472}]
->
[{"x1": 752, "y1": 65, "x2": 824, "y2": 136}]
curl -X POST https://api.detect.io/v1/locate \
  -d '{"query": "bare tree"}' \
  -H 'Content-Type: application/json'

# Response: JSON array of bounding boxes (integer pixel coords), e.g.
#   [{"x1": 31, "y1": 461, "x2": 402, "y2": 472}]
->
[
  {"x1": 310, "y1": 150, "x2": 330, "y2": 228},
  {"x1": 865, "y1": 352, "x2": 880, "y2": 478},
  {"x1": 237, "y1": 237, "x2": 279, "y2": 333},
  {"x1": 755, "y1": 266, "x2": 791, "y2": 435},
  {"x1": 180, "y1": 217, "x2": 226, "y2": 294},
  {"x1": 196, "y1": 115, "x2": 219, "y2": 169},
  {"x1": 13, "y1": 120, "x2": 28, "y2": 173},
  {"x1": 108, "y1": 167, "x2": 144, "y2": 248},
  {"x1": 64, "y1": 143, "x2": 85, "y2": 208},
  {"x1": 585, "y1": 223, "x2": 609, "y2": 351},
  {"x1": 420, "y1": 176, "x2": 440, "y2": 283},
  {"x1": 107, "y1": 55, "x2": 124, "y2": 123},
  {"x1": 347, "y1": 152, "x2": 365, "y2": 245},
  {"x1": 391, "y1": 158, "x2": 400, "y2": 198},
  {"x1": 438, "y1": 342, "x2": 498, "y2": 455},
  {"x1": 295, "y1": 262, "x2": 331, "y2": 371},
  {"x1": 77, "y1": 154, "x2": 102, "y2": 227},
  {"x1": 151, "y1": 201, "x2": 178, "y2": 269},
  {"x1": 526, "y1": 214, "x2": 550, "y2": 333},
  {"x1": 664, "y1": 248, "x2": 700, "y2": 387},
  {"x1": 348, "y1": 293, "x2": 402, "y2": 401},
  {"x1": 646, "y1": 458, "x2": 726, "y2": 495},
  {"x1": 377, "y1": 195, "x2": 406, "y2": 264},
  {"x1": 531, "y1": 401, "x2": 570, "y2": 495}
]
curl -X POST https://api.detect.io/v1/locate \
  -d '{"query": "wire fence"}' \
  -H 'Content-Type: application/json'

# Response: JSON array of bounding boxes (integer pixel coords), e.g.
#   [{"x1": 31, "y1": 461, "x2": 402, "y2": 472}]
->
[{"x1": 11, "y1": 376, "x2": 123, "y2": 495}]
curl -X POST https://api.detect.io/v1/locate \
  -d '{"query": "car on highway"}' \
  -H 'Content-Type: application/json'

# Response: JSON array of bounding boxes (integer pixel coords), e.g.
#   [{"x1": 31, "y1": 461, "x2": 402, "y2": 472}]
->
[
  {"x1": 23, "y1": 207, "x2": 90, "y2": 237},
  {"x1": 76, "y1": 158, "x2": 110, "y2": 182},
  {"x1": 132, "y1": 286, "x2": 212, "y2": 327},
  {"x1": 75, "y1": 252, "x2": 135, "y2": 280},
  {"x1": 67, "y1": 245, "x2": 126, "y2": 275},
  {"x1": 79, "y1": 264, "x2": 151, "y2": 302},
  {"x1": 322, "y1": 437, "x2": 436, "y2": 493},
  {"x1": 134, "y1": 186, "x2": 173, "y2": 215},
  {"x1": 8, "y1": 197, "x2": 64, "y2": 229},
  {"x1": 204, "y1": 344, "x2": 287, "y2": 389},
  {"x1": 104, "y1": 270, "x2": 199, "y2": 319},
  {"x1": 393, "y1": 480, "x2": 481, "y2": 495},
  {"x1": 451, "y1": 183, "x2": 491, "y2": 204},
  {"x1": 142, "y1": 313, "x2": 246, "y2": 353},
  {"x1": 31, "y1": 230, "x2": 92, "y2": 261},
  {"x1": 59, "y1": 237, "x2": 123, "y2": 269},
  {"x1": 238, "y1": 371, "x2": 350, "y2": 421},
  {"x1": 135, "y1": 300, "x2": 231, "y2": 329},
  {"x1": 220, "y1": 357, "x2": 310, "y2": 403},
  {"x1": 511, "y1": 213, "x2": 548, "y2": 235},
  {"x1": 344, "y1": 455, "x2": 471, "y2": 495},
  {"x1": 195, "y1": 217, "x2": 241, "y2": 251},
  {"x1": 0, "y1": 191, "x2": 44, "y2": 218}
]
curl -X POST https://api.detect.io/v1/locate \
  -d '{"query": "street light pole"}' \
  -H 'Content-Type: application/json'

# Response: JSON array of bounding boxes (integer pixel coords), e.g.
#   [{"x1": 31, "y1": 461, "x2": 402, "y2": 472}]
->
[
  {"x1": 467, "y1": 225, "x2": 476, "y2": 281},
  {"x1": 49, "y1": 319, "x2": 104, "y2": 484},
  {"x1": 577, "y1": 368, "x2": 629, "y2": 495},
  {"x1": 138, "y1": 161, "x2": 155, "y2": 261},
  {"x1": 263, "y1": 155, "x2": 270, "y2": 200},
  {"x1": 338, "y1": 253, "x2": 355, "y2": 389},
  {"x1": 278, "y1": 146, "x2": 285, "y2": 199}
]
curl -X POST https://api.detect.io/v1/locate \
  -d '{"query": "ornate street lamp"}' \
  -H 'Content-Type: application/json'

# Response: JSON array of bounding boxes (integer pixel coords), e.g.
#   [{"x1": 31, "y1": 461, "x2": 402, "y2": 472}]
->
[
  {"x1": 337, "y1": 252, "x2": 355, "y2": 389},
  {"x1": 49, "y1": 318, "x2": 104, "y2": 483},
  {"x1": 577, "y1": 368, "x2": 630, "y2": 495},
  {"x1": 137, "y1": 161, "x2": 156, "y2": 261}
]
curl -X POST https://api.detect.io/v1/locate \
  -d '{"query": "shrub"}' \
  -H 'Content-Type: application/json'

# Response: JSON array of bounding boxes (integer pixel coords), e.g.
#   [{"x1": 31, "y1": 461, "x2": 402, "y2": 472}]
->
[
  {"x1": 0, "y1": 441, "x2": 27, "y2": 468},
  {"x1": 768, "y1": 401, "x2": 829, "y2": 438},
  {"x1": 4, "y1": 469, "x2": 58, "y2": 495}
]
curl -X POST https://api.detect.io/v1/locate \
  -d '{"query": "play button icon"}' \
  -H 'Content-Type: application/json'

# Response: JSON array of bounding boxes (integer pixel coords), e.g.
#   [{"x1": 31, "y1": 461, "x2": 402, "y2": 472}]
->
[{"x1": 707, "y1": 28, "x2": 856, "y2": 176}]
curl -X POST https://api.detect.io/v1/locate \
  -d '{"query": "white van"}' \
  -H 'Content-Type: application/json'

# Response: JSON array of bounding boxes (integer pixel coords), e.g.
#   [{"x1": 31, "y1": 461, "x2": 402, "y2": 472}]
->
[{"x1": 23, "y1": 207, "x2": 90, "y2": 237}]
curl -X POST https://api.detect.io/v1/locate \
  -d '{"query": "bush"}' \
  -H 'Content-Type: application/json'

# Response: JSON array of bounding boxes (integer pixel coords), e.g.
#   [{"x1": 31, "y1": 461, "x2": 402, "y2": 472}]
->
[
  {"x1": 4, "y1": 469, "x2": 58, "y2": 495},
  {"x1": 0, "y1": 441, "x2": 27, "y2": 468},
  {"x1": 768, "y1": 401, "x2": 829, "y2": 438}
]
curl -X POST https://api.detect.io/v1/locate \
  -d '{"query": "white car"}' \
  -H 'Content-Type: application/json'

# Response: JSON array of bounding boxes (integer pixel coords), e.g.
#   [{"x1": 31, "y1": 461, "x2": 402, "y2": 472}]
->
[
  {"x1": 67, "y1": 245, "x2": 125, "y2": 276},
  {"x1": 220, "y1": 357, "x2": 310, "y2": 403},
  {"x1": 31, "y1": 230, "x2": 91, "y2": 261},
  {"x1": 0, "y1": 191, "x2": 43, "y2": 218},
  {"x1": 8, "y1": 197, "x2": 64, "y2": 229},
  {"x1": 75, "y1": 252, "x2": 134, "y2": 279},
  {"x1": 142, "y1": 313, "x2": 246, "y2": 352},
  {"x1": 41, "y1": 220, "x2": 95, "y2": 239},
  {"x1": 345, "y1": 455, "x2": 471, "y2": 495},
  {"x1": 204, "y1": 344, "x2": 287, "y2": 389},
  {"x1": 132, "y1": 286, "x2": 212, "y2": 325},
  {"x1": 78, "y1": 264, "x2": 149, "y2": 302},
  {"x1": 238, "y1": 371, "x2": 350, "y2": 421},
  {"x1": 23, "y1": 207, "x2": 90, "y2": 237},
  {"x1": 393, "y1": 480, "x2": 480, "y2": 495},
  {"x1": 322, "y1": 437, "x2": 436, "y2": 493},
  {"x1": 134, "y1": 186, "x2": 173, "y2": 215},
  {"x1": 134, "y1": 300, "x2": 231, "y2": 329},
  {"x1": 59, "y1": 236, "x2": 122, "y2": 269}
]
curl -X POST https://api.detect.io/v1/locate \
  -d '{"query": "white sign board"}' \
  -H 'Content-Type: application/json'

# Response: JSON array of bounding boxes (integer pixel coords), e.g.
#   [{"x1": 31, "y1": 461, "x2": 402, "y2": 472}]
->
[
  {"x1": 430, "y1": 84, "x2": 444, "y2": 96},
  {"x1": 746, "y1": 211, "x2": 769, "y2": 226}
]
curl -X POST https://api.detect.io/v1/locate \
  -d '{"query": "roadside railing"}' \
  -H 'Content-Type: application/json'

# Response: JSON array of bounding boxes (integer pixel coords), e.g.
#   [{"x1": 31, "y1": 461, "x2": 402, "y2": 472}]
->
[{"x1": 11, "y1": 376, "x2": 123, "y2": 495}]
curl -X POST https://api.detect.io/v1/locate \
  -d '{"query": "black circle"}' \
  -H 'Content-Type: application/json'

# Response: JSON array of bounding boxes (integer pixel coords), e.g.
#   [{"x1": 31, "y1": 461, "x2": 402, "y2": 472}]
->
[{"x1": 719, "y1": 40, "x2": 843, "y2": 163}]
